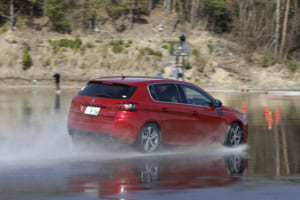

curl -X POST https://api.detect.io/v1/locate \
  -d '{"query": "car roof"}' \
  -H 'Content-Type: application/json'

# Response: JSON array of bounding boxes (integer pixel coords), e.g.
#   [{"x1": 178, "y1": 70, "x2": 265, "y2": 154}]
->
[{"x1": 90, "y1": 76, "x2": 183, "y2": 85}]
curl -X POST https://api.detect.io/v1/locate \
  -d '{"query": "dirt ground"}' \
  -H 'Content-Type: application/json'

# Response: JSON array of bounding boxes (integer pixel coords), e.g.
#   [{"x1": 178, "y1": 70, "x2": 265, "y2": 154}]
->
[{"x1": 0, "y1": 9, "x2": 299, "y2": 89}]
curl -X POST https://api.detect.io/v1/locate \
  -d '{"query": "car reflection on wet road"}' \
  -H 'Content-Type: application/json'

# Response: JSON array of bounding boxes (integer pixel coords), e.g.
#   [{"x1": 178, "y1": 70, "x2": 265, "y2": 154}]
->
[
  {"x1": 68, "y1": 153, "x2": 247, "y2": 199},
  {"x1": 1, "y1": 87, "x2": 300, "y2": 200}
]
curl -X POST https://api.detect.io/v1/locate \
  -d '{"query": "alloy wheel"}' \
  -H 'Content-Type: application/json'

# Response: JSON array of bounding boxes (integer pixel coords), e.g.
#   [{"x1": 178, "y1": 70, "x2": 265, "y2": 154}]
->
[
  {"x1": 229, "y1": 123, "x2": 242, "y2": 145},
  {"x1": 140, "y1": 124, "x2": 160, "y2": 152}
]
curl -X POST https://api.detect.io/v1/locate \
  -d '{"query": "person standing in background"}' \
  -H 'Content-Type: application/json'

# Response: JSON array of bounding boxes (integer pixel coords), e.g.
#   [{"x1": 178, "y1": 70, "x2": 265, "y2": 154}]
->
[{"x1": 53, "y1": 73, "x2": 61, "y2": 94}]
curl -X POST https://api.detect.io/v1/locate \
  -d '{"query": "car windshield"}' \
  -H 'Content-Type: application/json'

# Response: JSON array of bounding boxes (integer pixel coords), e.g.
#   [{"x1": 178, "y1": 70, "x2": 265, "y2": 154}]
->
[{"x1": 79, "y1": 82, "x2": 137, "y2": 99}]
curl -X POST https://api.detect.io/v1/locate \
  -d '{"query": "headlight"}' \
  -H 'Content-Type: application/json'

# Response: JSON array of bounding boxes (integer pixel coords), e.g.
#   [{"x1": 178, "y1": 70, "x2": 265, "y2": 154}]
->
[{"x1": 241, "y1": 113, "x2": 246, "y2": 119}]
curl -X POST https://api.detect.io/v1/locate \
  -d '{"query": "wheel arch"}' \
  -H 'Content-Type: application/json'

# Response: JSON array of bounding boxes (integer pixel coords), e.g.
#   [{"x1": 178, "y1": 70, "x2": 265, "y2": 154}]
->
[{"x1": 231, "y1": 120, "x2": 244, "y2": 130}]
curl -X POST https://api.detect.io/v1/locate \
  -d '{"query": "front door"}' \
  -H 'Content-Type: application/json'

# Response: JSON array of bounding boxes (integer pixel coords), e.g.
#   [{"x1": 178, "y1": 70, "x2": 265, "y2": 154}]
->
[
  {"x1": 148, "y1": 83, "x2": 194, "y2": 144},
  {"x1": 178, "y1": 84, "x2": 227, "y2": 143}
]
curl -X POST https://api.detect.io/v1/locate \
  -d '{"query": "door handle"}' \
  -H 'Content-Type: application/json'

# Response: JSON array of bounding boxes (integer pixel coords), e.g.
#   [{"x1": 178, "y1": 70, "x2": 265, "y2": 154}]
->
[
  {"x1": 192, "y1": 111, "x2": 199, "y2": 116},
  {"x1": 161, "y1": 107, "x2": 168, "y2": 113}
]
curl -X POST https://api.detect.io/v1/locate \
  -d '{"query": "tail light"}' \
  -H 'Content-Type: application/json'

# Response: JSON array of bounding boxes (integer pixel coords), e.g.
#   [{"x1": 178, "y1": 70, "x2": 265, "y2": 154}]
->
[
  {"x1": 70, "y1": 99, "x2": 85, "y2": 113},
  {"x1": 111, "y1": 103, "x2": 137, "y2": 112}
]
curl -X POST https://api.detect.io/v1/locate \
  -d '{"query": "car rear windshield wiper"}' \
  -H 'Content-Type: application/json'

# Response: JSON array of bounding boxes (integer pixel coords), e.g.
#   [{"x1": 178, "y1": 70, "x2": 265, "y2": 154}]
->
[{"x1": 95, "y1": 94, "x2": 112, "y2": 98}]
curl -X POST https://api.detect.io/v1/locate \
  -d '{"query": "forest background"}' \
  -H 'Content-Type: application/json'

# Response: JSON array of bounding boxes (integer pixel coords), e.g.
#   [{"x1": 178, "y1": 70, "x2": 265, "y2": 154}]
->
[{"x1": 0, "y1": 0, "x2": 299, "y2": 89}]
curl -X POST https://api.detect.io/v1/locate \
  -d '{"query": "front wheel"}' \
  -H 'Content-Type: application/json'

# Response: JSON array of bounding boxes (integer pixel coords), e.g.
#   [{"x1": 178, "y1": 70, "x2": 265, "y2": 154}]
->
[
  {"x1": 137, "y1": 123, "x2": 161, "y2": 153},
  {"x1": 224, "y1": 122, "x2": 244, "y2": 146}
]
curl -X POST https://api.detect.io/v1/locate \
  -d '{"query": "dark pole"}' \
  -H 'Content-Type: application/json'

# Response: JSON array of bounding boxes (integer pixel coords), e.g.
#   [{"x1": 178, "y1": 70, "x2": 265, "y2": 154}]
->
[{"x1": 180, "y1": 34, "x2": 186, "y2": 81}]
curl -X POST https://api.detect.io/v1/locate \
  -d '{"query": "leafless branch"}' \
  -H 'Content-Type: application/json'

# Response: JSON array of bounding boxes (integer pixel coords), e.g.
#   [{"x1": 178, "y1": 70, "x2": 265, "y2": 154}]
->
[{"x1": 0, "y1": 13, "x2": 10, "y2": 19}]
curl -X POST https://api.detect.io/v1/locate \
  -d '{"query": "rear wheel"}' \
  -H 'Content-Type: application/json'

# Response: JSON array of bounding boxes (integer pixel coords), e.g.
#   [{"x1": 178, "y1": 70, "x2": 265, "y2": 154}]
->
[
  {"x1": 137, "y1": 123, "x2": 161, "y2": 153},
  {"x1": 224, "y1": 122, "x2": 244, "y2": 146}
]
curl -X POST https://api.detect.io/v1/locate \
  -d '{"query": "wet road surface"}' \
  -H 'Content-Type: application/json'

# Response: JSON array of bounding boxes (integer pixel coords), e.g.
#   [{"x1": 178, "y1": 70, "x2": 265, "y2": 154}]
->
[{"x1": 0, "y1": 87, "x2": 300, "y2": 200}]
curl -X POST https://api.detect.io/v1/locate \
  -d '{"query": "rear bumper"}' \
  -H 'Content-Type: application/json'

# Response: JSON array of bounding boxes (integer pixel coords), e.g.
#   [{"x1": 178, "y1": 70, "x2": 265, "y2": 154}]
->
[
  {"x1": 69, "y1": 129, "x2": 119, "y2": 143},
  {"x1": 68, "y1": 111, "x2": 140, "y2": 144}
]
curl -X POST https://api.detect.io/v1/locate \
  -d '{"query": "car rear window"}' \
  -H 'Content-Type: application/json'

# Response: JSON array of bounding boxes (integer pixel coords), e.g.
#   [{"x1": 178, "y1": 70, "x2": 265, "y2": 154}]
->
[{"x1": 79, "y1": 82, "x2": 137, "y2": 99}]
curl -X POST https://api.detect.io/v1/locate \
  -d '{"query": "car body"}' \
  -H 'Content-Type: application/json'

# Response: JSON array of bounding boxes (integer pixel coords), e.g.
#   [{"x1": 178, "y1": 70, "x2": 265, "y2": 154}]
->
[{"x1": 68, "y1": 76, "x2": 248, "y2": 152}]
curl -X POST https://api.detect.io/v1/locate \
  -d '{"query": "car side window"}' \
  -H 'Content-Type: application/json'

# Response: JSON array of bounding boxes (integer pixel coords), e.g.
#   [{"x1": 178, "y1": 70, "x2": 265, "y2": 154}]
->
[
  {"x1": 149, "y1": 85, "x2": 159, "y2": 101},
  {"x1": 149, "y1": 83, "x2": 180, "y2": 103},
  {"x1": 179, "y1": 84, "x2": 212, "y2": 107}
]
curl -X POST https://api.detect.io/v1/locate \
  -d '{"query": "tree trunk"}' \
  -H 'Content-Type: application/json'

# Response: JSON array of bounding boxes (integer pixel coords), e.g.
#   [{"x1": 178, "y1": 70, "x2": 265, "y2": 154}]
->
[
  {"x1": 172, "y1": 0, "x2": 182, "y2": 32},
  {"x1": 9, "y1": 0, "x2": 14, "y2": 31},
  {"x1": 238, "y1": 2, "x2": 245, "y2": 39},
  {"x1": 30, "y1": 4, "x2": 34, "y2": 17},
  {"x1": 88, "y1": 18, "x2": 93, "y2": 33},
  {"x1": 148, "y1": 0, "x2": 152, "y2": 13},
  {"x1": 279, "y1": 0, "x2": 290, "y2": 62},
  {"x1": 211, "y1": 15, "x2": 215, "y2": 33},
  {"x1": 203, "y1": 15, "x2": 208, "y2": 31},
  {"x1": 274, "y1": 0, "x2": 280, "y2": 60},
  {"x1": 43, "y1": 0, "x2": 48, "y2": 17},
  {"x1": 172, "y1": 0, "x2": 176, "y2": 13},
  {"x1": 130, "y1": 7, "x2": 133, "y2": 30},
  {"x1": 80, "y1": 0, "x2": 86, "y2": 32},
  {"x1": 164, "y1": 0, "x2": 172, "y2": 14},
  {"x1": 131, "y1": 0, "x2": 137, "y2": 29},
  {"x1": 284, "y1": 3, "x2": 299, "y2": 58},
  {"x1": 191, "y1": 0, "x2": 197, "y2": 27},
  {"x1": 172, "y1": 18, "x2": 178, "y2": 32}
]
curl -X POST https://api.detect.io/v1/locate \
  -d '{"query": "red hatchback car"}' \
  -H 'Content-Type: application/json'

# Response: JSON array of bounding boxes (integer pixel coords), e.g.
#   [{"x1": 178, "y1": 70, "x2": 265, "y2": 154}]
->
[{"x1": 68, "y1": 77, "x2": 248, "y2": 152}]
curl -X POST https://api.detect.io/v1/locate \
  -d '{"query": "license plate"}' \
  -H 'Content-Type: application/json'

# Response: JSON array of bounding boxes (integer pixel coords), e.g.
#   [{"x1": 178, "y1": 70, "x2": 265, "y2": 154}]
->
[{"x1": 84, "y1": 106, "x2": 100, "y2": 116}]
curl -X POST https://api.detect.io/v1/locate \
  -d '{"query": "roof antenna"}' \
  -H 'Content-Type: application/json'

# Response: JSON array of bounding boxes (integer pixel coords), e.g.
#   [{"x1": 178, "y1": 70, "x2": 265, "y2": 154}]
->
[{"x1": 121, "y1": 73, "x2": 126, "y2": 80}]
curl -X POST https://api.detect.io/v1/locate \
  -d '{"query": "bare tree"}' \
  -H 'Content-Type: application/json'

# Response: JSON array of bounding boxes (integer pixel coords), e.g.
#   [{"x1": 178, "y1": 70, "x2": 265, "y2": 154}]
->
[
  {"x1": 148, "y1": 0, "x2": 153, "y2": 13},
  {"x1": 43, "y1": 0, "x2": 47, "y2": 16},
  {"x1": 164, "y1": 0, "x2": 172, "y2": 14},
  {"x1": 0, "y1": 0, "x2": 15, "y2": 31},
  {"x1": 130, "y1": 0, "x2": 137, "y2": 29},
  {"x1": 172, "y1": 0, "x2": 176, "y2": 13},
  {"x1": 274, "y1": 0, "x2": 281, "y2": 60},
  {"x1": 9, "y1": 0, "x2": 15, "y2": 31},
  {"x1": 279, "y1": 0, "x2": 291, "y2": 62},
  {"x1": 284, "y1": 1, "x2": 300, "y2": 59},
  {"x1": 172, "y1": 0, "x2": 183, "y2": 32},
  {"x1": 191, "y1": 0, "x2": 200, "y2": 28}
]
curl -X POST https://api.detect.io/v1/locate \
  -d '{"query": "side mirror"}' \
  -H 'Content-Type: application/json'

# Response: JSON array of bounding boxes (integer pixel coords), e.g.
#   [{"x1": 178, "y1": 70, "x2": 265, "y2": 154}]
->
[{"x1": 214, "y1": 99, "x2": 222, "y2": 108}]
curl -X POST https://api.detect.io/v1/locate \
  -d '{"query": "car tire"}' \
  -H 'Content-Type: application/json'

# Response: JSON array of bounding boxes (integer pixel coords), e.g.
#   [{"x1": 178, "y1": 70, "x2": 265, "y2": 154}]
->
[
  {"x1": 224, "y1": 154, "x2": 245, "y2": 177},
  {"x1": 137, "y1": 159, "x2": 161, "y2": 183},
  {"x1": 224, "y1": 122, "x2": 244, "y2": 146},
  {"x1": 137, "y1": 123, "x2": 161, "y2": 153}
]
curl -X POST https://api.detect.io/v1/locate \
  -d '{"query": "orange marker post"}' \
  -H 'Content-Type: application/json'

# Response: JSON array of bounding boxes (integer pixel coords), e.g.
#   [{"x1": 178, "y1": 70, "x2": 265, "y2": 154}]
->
[
  {"x1": 242, "y1": 102, "x2": 247, "y2": 115},
  {"x1": 275, "y1": 108, "x2": 280, "y2": 126},
  {"x1": 267, "y1": 111, "x2": 273, "y2": 131}
]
